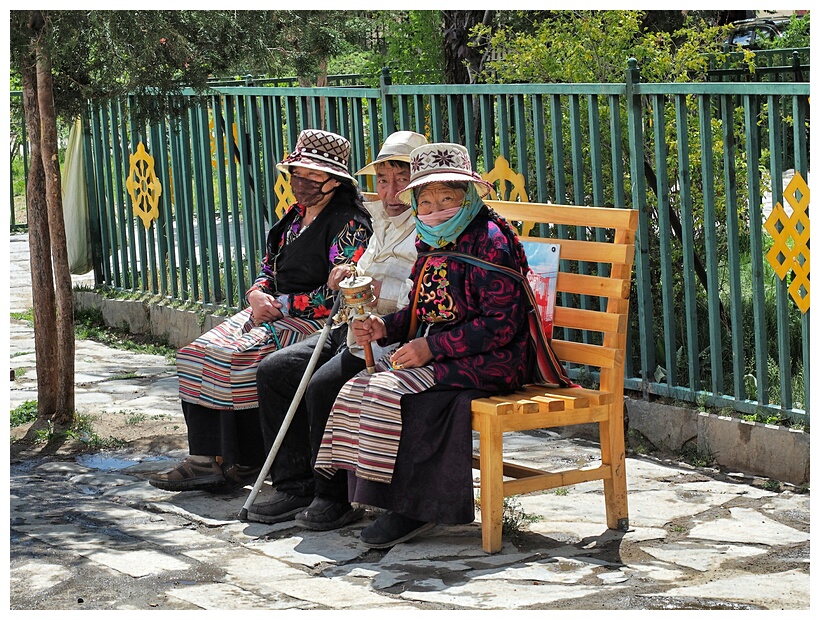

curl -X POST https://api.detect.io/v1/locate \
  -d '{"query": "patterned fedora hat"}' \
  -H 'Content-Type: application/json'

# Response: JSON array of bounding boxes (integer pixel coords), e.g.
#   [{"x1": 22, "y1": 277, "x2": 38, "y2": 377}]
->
[
  {"x1": 397, "y1": 142, "x2": 492, "y2": 204},
  {"x1": 276, "y1": 129, "x2": 356, "y2": 184},
  {"x1": 354, "y1": 131, "x2": 428, "y2": 176}
]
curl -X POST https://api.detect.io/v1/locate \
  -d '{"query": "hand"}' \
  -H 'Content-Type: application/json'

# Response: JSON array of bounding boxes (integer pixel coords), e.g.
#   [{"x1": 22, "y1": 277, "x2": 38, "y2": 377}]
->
[
  {"x1": 351, "y1": 315, "x2": 386, "y2": 346},
  {"x1": 248, "y1": 289, "x2": 283, "y2": 324},
  {"x1": 327, "y1": 264, "x2": 355, "y2": 291},
  {"x1": 389, "y1": 337, "x2": 433, "y2": 369}
]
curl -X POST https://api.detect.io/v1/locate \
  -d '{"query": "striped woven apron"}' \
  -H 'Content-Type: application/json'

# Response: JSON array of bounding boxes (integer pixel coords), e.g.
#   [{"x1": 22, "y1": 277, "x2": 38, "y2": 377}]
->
[
  {"x1": 177, "y1": 307, "x2": 320, "y2": 410},
  {"x1": 315, "y1": 358, "x2": 436, "y2": 484}
]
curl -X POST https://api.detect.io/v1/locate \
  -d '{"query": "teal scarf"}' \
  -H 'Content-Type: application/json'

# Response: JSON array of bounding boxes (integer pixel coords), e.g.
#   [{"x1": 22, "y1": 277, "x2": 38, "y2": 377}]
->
[{"x1": 412, "y1": 183, "x2": 484, "y2": 248}]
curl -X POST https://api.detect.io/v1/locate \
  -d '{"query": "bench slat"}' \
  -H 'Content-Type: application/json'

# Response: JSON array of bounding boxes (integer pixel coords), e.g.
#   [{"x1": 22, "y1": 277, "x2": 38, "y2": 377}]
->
[
  {"x1": 516, "y1": 385, "x2": 591, "y2": 409},
  {"x1": 473, "y1": 394, "x2": 565, "y2": 416},
  {"x1": 531, "y1": 386, "x2": 614, "y2": 406},
  {"x1": 520, "y1": 237, "x2": 634, "y2": 265},
  {"x1": 472, "y1": 405, "x2": 609, "y2": 433},
  {"x1": 551, "y1": 340, "x2": 622, "y2": 369},
  {"x1": 485, "y1": 395, "x2": 543, "y2": 414},
  {"x1": 553, "y1": 306, "x2": 625, "y2": 335},
  {"x1": 487, "y1": 200, "x2": 639, "y2": 231},
  {"x1": 556, "y1": 272, "x2": 630, "y2": 299}
]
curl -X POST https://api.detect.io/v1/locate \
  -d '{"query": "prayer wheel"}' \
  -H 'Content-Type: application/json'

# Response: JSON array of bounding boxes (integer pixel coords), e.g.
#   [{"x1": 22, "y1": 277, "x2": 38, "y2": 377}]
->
[{"x1": 339, "y1": 272, "x2": 377, "y2": 374}]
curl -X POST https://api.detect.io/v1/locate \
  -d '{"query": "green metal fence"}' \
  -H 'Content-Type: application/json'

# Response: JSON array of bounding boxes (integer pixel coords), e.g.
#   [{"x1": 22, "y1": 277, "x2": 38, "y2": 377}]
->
[{"x1": 9, "y1": 59, "x2": 810, "y2": 424}]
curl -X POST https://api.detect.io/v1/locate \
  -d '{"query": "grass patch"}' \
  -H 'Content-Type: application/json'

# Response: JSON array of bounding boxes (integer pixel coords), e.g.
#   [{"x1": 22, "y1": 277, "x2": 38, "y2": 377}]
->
[
  {"x1": 12, "y1": 408, "x2": 126, "y2": 450},
  {"x1": 12, "y1": 305, "x2": 177, "y2": 362},
  {"x1": 74, "y1": 307, "x2": 176, "y2": 362},
  {"x1": 500, "y1": 497, "x2": 542, "y2": 535},
  {"x1": 102, "y1": 372, "x2": 141, "y2": 382},
  {"x1": 10, "y1": 309, "x2": 34, "y2": 325},
  {"x1": 680, "y1": 443, "x2": 715, "y2": 468},
  {"x1": 125, "y1": 412, "x2": 148, "y2": 425},
  {"x1": 475, "y1": 495, "x2": 542, "y2": 537},
  {"x1": 10, "y1": 400, "x2": 38, "y2": 427}
]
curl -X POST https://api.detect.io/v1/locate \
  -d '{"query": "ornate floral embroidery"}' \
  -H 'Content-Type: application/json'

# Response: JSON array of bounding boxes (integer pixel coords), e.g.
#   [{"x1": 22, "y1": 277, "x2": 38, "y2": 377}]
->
[{"x1": 417, "y1": 257, "x2": 456, "y2": 323}]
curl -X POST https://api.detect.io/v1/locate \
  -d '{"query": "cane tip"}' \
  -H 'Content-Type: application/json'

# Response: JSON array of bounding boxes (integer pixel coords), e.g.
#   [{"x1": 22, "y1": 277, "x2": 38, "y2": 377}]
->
[{"x1": 238, "y1": 508, "x2": 248, "y2": 520}]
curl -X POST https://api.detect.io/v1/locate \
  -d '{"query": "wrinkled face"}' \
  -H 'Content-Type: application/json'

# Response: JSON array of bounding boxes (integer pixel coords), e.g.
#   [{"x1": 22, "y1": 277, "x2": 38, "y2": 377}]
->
[
  {"x1": 415, "y1": 182, "x2": 466, "y2": 216},
  {"x1": 374, "y1": 161, "x2": 411, "y2": 217}
]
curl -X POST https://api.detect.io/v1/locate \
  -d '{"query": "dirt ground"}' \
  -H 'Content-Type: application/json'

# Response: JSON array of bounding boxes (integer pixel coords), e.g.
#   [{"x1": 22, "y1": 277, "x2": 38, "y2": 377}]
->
[{"x1": 9, "y1": 414, "x2": 189, "y2": 463}]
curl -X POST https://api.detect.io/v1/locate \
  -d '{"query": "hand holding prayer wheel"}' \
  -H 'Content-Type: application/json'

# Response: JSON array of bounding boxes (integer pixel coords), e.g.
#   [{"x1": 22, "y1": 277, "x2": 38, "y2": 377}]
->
[{"x1": 339, "y1": 271, "x2": 377, "y2": 374}]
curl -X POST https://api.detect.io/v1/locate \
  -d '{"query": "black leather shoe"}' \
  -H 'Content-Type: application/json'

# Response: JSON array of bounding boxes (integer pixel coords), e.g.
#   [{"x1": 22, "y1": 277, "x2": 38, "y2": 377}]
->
[
  {"x1": 359, "y1": 511, "x2": 435, "y2": 549},
  {"x1": 295, "y1": 497, "x2": 365, "y2": 531},
  {"x1": 246, "y1": 491, "x2": 312, "y2": 524}
]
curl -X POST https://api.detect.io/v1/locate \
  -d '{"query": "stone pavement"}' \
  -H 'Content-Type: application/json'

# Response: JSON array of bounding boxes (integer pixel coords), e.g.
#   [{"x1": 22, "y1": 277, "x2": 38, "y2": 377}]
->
[{"x1": 6, "y1": 233, "x2": 811, "y2": 611}]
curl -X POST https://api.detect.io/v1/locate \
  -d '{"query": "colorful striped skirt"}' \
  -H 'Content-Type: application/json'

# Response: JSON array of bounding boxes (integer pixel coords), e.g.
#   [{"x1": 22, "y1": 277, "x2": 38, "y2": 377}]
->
[
  {"x1": 177, "y1": 307, "x2": 321, "y2": 410},
  {"x1": 314, "y1": 360, "x2": 437, "y2": 484}
]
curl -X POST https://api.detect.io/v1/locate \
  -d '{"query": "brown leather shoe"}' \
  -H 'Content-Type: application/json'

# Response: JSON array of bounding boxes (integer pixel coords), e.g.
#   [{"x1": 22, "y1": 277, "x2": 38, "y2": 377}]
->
[{"x1": 148, "y1": 456, "x2": 225, "y2": 491}]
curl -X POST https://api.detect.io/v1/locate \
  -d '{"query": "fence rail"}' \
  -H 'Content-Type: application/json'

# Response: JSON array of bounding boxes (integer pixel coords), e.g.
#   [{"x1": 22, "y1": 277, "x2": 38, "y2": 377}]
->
[{"x1": 9, "y1": 58, "x2": 810, "y2": 424}]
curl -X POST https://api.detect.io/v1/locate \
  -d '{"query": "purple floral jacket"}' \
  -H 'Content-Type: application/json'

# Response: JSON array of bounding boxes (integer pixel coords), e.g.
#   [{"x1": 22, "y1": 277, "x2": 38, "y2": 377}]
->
[{"x1": 381, "y1": 209, "x2": 530, "y2": 392}]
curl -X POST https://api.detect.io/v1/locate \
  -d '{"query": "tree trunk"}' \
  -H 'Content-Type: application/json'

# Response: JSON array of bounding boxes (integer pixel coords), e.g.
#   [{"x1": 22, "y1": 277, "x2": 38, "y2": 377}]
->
[
  {"x1": 21, "y1": 52, "x2": 59, "y2": 420},
  {"x1": 35, "y1": 26, "x2": 76, "y2": 426},
  {"x1": 442, "y1": 11, "x2": 489, "y2": 145}
]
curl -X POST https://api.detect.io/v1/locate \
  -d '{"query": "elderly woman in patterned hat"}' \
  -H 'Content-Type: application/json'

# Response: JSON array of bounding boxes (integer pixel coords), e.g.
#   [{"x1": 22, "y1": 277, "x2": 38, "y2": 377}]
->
[
  {"x1": 149, "y1": 129, "x2": 372, "y2": 493},
  {"x1": 314, "y1": 142, "x2": 533, "y2": 548}
]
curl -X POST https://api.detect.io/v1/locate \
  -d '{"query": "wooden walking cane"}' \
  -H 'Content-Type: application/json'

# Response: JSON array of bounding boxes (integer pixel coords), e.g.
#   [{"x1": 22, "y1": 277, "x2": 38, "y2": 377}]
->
[{"x1": 238, "y1": 293, "x2": 343, "y2": 520}]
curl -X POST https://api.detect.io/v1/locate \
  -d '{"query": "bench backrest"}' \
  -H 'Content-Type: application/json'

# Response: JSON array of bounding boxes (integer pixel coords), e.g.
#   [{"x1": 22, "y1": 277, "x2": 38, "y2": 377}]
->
[{"x1": 485, "y1": 201, "x2": 638, "y2": 396}]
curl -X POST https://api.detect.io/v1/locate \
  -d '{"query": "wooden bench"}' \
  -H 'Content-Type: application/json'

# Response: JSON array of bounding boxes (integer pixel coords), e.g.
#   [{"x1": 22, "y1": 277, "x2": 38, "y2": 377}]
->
[{"x1": 472, "y1": 200, "x2": 639, "y2": 553}]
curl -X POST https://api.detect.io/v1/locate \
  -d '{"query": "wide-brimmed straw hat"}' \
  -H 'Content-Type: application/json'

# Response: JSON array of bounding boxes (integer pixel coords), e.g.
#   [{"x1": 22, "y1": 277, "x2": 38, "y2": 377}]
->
[
  {"x1": 397, "y1": 143, "x2": 493, "y2": 204},
  {"x1": 276, "y1": 129, "x2": 356, "y2": 184},
  {"x1": 354, "y1": 131, "x2": 428, "y2": 176}
]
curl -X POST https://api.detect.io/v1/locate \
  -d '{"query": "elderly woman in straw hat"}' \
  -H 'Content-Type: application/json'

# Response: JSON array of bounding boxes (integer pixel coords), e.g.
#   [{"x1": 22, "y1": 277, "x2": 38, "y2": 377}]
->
[
  {"x1": 149, "y1": 129, "x2": 371, "y2": 493},
  {"x1": 314, "y1": 142, "x2": 534, "y2": 548}
]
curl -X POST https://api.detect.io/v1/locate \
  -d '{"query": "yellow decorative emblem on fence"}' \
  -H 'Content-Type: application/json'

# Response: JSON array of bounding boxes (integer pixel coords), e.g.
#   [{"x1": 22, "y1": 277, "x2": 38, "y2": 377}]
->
[
  {"x1": 125, "y1": 142, "x2": 163, "y2": 229},
  {"x1": 274, "y1": 155, "x2": 297, "y2": 220},
  {"x1": 764, "y1": 171, "x2": 810, "y2": 313},
  {"x1": 481, "y1": 155, "x2": 535, "y2": 234},
  {"x1": 482, "y1": 155, "x2": 529, "y2": 202}
]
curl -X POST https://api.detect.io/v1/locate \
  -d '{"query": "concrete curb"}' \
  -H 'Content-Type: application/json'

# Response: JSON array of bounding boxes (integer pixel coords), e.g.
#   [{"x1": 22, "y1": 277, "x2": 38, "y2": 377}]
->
[
  {"x1": 626, "y1": 398, "x2": 809, "y2": 486},
  {"x1": 75, "y1": 290, "x2": 226, "y2": 349}
]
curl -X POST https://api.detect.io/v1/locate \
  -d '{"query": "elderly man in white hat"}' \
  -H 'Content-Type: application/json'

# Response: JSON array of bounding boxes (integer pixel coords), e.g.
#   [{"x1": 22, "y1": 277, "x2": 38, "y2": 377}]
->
[{"x1": 247, "y1": 131, "x2": 429, "y2": 528}]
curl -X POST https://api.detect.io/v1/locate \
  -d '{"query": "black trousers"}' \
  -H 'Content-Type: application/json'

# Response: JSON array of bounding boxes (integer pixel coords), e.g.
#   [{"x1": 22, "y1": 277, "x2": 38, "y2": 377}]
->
[{"x1": 256, "y1": 326, "x2": 356, "y2": 501}]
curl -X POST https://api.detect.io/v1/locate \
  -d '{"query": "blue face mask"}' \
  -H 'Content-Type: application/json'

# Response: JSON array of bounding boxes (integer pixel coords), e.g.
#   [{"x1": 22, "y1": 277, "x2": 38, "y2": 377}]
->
[{"x1": 412, "y1": 183, "x2": 484, "y2": 247}]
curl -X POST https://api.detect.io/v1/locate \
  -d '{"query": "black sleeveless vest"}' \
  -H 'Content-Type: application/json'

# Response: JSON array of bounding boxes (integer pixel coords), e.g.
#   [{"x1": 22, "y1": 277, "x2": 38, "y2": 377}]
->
[{"x1": 264, "y1": 197, "x2": 372, "y2": 295}]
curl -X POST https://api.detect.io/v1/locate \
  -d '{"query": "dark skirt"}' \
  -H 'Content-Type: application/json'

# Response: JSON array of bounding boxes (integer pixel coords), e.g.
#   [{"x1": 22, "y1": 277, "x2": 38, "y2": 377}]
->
[
  {"x1": 346, "y1": 387, "x2": 490, "y2": 525},
  {"x1": 183, "y1": 401, "x2": 266, "y2": 467}
]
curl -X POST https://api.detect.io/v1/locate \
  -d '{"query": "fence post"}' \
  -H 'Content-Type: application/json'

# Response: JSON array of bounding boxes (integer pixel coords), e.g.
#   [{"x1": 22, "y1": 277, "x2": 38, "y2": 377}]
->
[
  {"x1": 625, "y1": 57, "x2": 656, "y2": 396},
  {"x1": 379, "y1": 67, "x2": 395, "y2": 141}
]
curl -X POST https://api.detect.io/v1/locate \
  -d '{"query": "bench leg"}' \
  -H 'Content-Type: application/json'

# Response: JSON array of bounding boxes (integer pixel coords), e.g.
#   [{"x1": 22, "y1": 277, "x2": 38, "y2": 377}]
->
[
  {"x1": 476, "y1": 414, "x2": 505, "y2": 553},
  {"x1": 600, "y1": 413, "x2": 629, "y2": 531}
]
